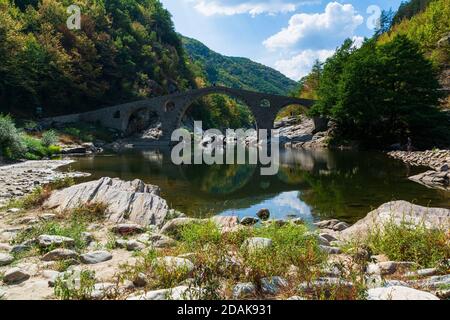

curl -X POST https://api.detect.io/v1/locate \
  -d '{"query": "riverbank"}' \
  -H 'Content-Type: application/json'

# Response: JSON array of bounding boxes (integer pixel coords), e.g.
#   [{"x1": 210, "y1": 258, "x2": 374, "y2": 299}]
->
[
  {"x1": 0, "y1": 160, "x2": 89, "y2": 207},
  {"x1": 388, "y1": 150, "x2": 450, "y2": 190},
  {"x1": 0, "y1": 175, "x2": 448, "y2": 300}
]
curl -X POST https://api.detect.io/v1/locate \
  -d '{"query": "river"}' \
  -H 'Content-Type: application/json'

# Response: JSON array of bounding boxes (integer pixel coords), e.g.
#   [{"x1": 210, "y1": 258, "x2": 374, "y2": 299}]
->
[{"x1": 62, "y1": 148, "x2": 450, "y2": 224}]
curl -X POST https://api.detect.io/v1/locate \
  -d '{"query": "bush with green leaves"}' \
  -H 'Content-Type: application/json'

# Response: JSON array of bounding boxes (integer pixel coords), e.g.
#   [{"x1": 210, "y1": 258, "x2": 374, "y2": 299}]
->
[
  {"x1": 0, "y1": 114, "x2": 26, "y2": 159},
  {"x1": 41, "y1": 130, "x2": 59, "y2": 147}
]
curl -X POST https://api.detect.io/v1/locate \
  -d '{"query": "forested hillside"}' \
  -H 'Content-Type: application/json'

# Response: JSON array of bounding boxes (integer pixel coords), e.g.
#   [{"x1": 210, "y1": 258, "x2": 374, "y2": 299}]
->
[
  {"x1": 182, "y1": 36, "x2": 297, "y2": 95},
  {"x1": 0, "y1": 0, "x2": 196, "y2": 117}
]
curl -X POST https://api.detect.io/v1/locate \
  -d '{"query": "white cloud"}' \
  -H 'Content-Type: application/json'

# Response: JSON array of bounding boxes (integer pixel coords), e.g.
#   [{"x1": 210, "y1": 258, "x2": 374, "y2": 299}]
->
[
  {"x1": 351, "y1": 35, "x2": 364, "y2": 49},
  {"x1": 263, "y1": 2, "x2": 363, "y2": 50},
  {"x1": 274, "y1": 49, "x2": 334, "y2": 80},
  {"x1": 189, "y1": 0, "x2": 319, "y2": 17}
]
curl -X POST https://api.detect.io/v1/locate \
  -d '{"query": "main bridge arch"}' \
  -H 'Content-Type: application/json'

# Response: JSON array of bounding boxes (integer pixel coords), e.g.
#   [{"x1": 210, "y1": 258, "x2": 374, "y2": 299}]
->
[{"x1": 159, "y1": 86, "x2": 316, "y2": 140}]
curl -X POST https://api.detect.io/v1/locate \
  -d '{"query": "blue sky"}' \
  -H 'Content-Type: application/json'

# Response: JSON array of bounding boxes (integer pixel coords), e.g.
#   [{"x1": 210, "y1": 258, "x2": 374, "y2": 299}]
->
[{"x1": 161, "y1": 0, "x2": 404, "y2": 80}]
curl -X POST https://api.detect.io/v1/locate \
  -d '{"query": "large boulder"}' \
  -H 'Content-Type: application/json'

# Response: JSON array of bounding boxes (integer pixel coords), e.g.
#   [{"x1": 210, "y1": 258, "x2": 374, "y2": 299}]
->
[
  {"x1": 44, "y1": 177, "x2": 170, "y2": 227},
  {"x1": 340, "y1": 201, "x2": 450, "y2": 241}
]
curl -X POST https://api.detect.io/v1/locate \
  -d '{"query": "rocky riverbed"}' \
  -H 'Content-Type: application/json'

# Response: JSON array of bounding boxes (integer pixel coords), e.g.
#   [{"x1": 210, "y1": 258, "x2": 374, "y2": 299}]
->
[
  {"x1": 0, "y1": 160, "x2": 89, "y2": 207},
  {"x1": 0, "y1": 176, "x2": 449, "y2": 301},
  {"x1": 388, "y1": 150, "x2": 450, "y2": 190}
]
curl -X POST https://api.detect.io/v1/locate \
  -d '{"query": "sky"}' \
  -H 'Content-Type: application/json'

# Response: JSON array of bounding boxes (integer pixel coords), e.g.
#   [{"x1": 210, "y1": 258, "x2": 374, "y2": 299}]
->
[{"x1": 160, "y1": 0, "x2": 404, "y2": 81}]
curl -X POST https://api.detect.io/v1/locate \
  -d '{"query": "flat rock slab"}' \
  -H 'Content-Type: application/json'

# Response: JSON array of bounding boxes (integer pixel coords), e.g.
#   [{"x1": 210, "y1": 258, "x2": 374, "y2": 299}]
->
[
  {"x1": 44, "y1": 177, "x2": 170, "y2": 227},
  {"x1": 340, "y1": 201, "x2": 450, "y2": 240},
  {"x1": 80, "y1": 251, "x2": 113, "y2": 264},
  {"x1": 368, "y1": 286, "x2": 439, "y2": 300}
]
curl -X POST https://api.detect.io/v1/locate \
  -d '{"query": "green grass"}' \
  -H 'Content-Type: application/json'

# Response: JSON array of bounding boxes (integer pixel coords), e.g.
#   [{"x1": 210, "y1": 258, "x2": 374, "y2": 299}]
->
[
  {"x1": 365, "y1": 220, "x2": 449, "y2": 268},
  {"x1": 13, "y1": 217, "x2": 90, "y2": 253},
  {"x1": 179, "y1": 220, "x2": 222, "y2": 250},
  {"x1": 54, "y1": 270, "x2": 96, "y2": 300}
]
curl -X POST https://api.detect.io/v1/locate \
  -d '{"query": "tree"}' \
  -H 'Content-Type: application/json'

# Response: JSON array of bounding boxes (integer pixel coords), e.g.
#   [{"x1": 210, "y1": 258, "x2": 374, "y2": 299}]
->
[
  {"x1": 316, "y1": 35, "x2": 447, "y2": 147},
  {"x1": 309, "y1": 39, "x2": 356, "y2": 117}
]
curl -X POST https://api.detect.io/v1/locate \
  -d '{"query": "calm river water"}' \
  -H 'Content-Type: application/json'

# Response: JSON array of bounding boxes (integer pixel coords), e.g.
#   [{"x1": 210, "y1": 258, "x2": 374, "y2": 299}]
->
[{"x1": 63, "y1": 148, "x2": 450, "y2": 224}]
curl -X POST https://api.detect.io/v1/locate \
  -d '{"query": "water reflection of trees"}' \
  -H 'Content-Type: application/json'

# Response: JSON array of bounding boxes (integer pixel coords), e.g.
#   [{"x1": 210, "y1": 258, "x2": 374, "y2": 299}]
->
[
  {"x1": 71, "y1": 148, "x2": 450, "y2": 222},
  {"x1": 182, "y1": 164, "x2": 257, "y2": 195}
]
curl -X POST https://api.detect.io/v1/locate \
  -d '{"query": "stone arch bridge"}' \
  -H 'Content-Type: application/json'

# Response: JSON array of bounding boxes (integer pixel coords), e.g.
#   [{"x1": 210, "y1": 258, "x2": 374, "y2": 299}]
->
[{"x1": 44, "y1": 86, "x2": 316, "y2": 145}]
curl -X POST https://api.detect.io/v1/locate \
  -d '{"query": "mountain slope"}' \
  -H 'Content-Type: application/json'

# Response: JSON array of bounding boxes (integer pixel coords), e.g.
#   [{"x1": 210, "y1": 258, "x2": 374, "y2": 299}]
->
[{"x1": 182, "y1": 36, "x2": 297, "y2": 95}]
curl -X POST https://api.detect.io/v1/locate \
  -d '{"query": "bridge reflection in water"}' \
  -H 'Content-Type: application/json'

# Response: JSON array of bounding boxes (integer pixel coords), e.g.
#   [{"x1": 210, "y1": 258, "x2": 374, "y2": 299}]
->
[{"x1": 65, "y1": 148, "x2": 450, "y2": 224}]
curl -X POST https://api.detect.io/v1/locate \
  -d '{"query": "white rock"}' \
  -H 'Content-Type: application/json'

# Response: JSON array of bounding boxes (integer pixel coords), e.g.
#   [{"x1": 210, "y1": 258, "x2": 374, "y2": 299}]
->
[
  {"x1": 0, "y1": 253, "x2": 14, "y2": 266},
  {"x1": 127, "y1": 285, "x2": 200, "y2": 300},
  {"x1": 367, "y1": 286, "x2": 439, "y2": 300},
  {"x1": 44, "y1": 177, "x2": 170, "y2": 227},
  {"x1": 91, "y1": 282, "x2": 116, "y2": 299},
  {"x1": 341, "y1": 201, "x2": 450, "y2": 240}
]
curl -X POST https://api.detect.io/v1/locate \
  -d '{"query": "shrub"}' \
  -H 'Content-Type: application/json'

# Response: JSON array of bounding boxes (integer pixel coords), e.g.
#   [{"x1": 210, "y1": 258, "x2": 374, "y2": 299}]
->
[
  {"x1": 0, "y1": 114, "x2": 26, "y2": 159},
  {"x1": 179, "y1": 220, "x2": 222, "y2": 250},
  {"x1": 365, "y1": 221, "x2": 449, "y2": 267},
  {"x1": 41, "y1": 130, "x2": 59, "y2": 147}
]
